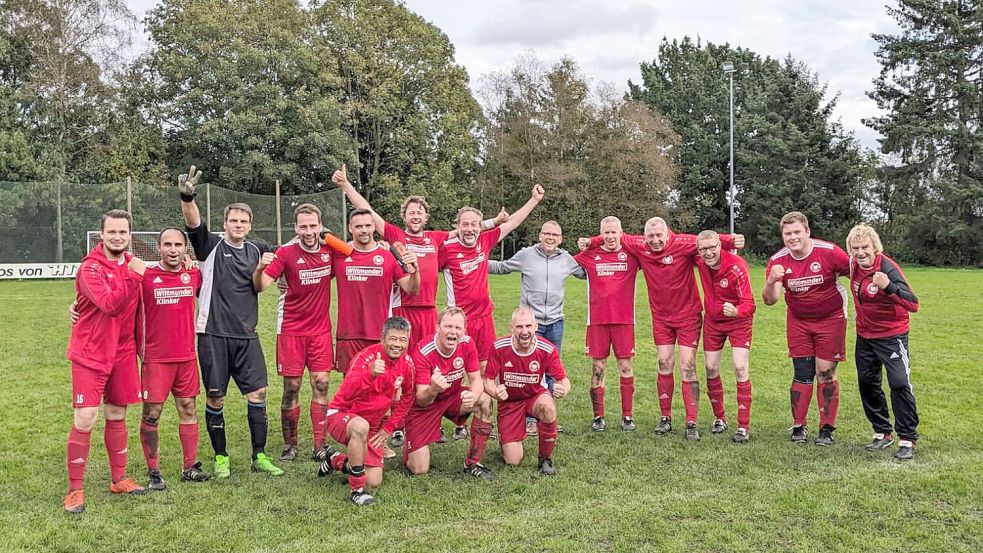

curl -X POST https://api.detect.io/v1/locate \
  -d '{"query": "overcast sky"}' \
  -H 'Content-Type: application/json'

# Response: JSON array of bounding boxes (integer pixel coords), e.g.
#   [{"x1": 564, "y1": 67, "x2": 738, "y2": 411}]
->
[{"x1": 125, "y1": 0, "x2": 899, "y2": 150}]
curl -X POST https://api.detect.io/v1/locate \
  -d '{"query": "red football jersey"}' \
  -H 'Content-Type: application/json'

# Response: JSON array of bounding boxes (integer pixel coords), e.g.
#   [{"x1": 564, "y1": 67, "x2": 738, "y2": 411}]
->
[
  {"x1": 263, "y1": 240, "x2": 333, "y2": 336},
  {"x1": 438, "y1": 228, "x2": 502, "y2": 318},
  {"x1": 765, "y1": 239, "x2": 850, "y2": 320},
  {"x1": 573, "y1": 246, "x2": 639, "y2": 325},
  {"x1": 411, "y1": 335, "x2": 480, "y2": 403},
  {"x1": 485, "y1": 336, "x2": 566, "y2": 402},
  {"x1": 696, "y1": 250, "x2": 756, "y2": 324},
  {"x1": 138, "y1": 264, "x2": 201, "y2": 363},
  {"x1": 850, "y1": 254, "x2": 919, "y2": 339},
  {"x1": 327, "y1": 343, "x2": 416, "y2": 433},
  {"x1": 591, "y1": 232, "x2": 737, "y2": 323},
  {"x1": 383, "y1": 223, "x2": 449, "y2": 308},
  {"x1": 334, "y1": 244, "x2": 407, "y2": 340}
]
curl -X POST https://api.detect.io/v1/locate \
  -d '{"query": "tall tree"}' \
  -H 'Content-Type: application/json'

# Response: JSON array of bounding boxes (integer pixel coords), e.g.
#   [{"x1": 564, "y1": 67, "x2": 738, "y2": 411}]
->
[
  {"x1": 866, "y1": 0, "x2": 983, "y2": 265},
  {"x1": 632, "y1": 38, "x2": 871, "y2": 253}
]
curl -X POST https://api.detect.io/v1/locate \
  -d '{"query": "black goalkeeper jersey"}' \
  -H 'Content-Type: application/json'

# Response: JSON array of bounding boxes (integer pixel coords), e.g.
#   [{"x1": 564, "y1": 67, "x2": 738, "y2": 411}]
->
[{"x1": 187, "y1": 222, "x2": 274, "y2": 339}]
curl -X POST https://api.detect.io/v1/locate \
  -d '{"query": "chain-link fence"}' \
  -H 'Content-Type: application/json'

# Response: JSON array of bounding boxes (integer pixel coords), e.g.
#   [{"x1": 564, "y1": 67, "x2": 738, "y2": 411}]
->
[{"x1": 0, "y1": 180, "x2": 345, "y2": 263}]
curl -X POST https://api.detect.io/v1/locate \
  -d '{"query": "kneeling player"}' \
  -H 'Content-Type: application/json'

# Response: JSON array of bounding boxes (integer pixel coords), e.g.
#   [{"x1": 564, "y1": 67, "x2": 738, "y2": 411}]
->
[
  {"x1": 315, "y1": 318, "x2": 415, "y2": 505},
  {"x1": 695, "y1": 231, "x2": 756, "y2": 443},
  {"x1": 485, "y1": 308, "x2": 571, "y2": 475},
  {"x1": 403, "y1": 307, "x2": 496, "y2": 479}
]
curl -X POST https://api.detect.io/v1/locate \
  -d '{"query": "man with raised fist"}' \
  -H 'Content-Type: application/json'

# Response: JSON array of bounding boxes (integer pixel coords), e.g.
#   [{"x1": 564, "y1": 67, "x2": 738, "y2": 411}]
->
[
  {"x1": 177, "y1": 165, "x2": 283, "y2": 478},
  {"x1": 763, "y1": 211, "x2": 850, "y2": 446}
]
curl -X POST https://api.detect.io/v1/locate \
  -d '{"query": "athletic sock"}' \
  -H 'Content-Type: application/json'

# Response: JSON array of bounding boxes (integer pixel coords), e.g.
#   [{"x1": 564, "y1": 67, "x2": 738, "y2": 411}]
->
[
  {"x1": 818, "y1": 380, "x2": 840, "y2": 427},
  {"x1": 67, "y1": 426, "x2": 91, "y2": 491},
  {"x1": 706, "y1": 376, "x2": 726, "y2": 420},
  {"x1": 657, "y1": 373, "x2": 674, "y2": 417},
  {"x1": 538, "y1": 419, "x2": 558, "y2": 459},
  {"x1": 105, "y1": 419, "x2": 129, "y2": 483},
  {"x1": 178, "y1": 422, "x2": 199, "y2": 470},
  {"x1": 247, "y1": 401, "x2": 269, "y2": 459},
  {"x1": 589, "y1": 387, "x2": 605, "y2": 418},
  {"x1": 204, "y1": 405, "x2": 227, "y2": 457},
  {"x1": 619, "y1": 376, "x2": 634, "y2": 418},
  {"x1": 310, "y1": 401, "x2": 328, "y2": 449},
  {"x1": 140, "y1": 419, "x2": 160, "y2": 471},
  {"x1": 281, "y1": 405, "x2": 300, "y2": 446},
  {"x1": 348, "y1": 464, "x2": 366, "y2": 492},
  {"x1": 736, "y1": 380, "x2": 752, "y2": 430},
  {"x1": 466, "y1": 418, "x2": 492, "y2": 466},
  {"x1": 681, "y1": 380, "x2": 700, "y2": 424},
  {"x1": 790, "y1": 381, "x2": 813, "y2": 426}
]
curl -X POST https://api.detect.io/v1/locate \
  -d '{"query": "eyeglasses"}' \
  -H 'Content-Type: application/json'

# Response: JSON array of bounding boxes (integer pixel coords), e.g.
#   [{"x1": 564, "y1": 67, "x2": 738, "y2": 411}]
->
[{"x1": 697, "y1": 243, "x2": 720, "y2": 254}]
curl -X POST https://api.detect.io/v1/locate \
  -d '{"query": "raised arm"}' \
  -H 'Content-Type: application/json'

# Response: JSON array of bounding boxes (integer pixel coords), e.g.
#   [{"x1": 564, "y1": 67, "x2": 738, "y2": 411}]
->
[
  {"x1": 331, "y1": 164, "x2": 387, "y2": 233},
  {"x1": 497, "y1": 184, "x2": 545, "y2": 239},
  {"x1": 178, "y1": 165, "x2": 204, "y2": 229}
]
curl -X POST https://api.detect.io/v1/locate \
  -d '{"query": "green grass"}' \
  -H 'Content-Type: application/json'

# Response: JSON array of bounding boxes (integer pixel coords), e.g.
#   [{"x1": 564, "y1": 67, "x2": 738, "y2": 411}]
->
[{"x1": 1, "y1": 267, "x2": 981, "y2": 552}]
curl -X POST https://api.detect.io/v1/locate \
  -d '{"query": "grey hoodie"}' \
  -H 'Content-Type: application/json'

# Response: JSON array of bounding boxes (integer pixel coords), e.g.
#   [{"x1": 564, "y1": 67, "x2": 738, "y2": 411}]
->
[{"x1": 488, "y1": 245, "x2": 586, "y2": 325}]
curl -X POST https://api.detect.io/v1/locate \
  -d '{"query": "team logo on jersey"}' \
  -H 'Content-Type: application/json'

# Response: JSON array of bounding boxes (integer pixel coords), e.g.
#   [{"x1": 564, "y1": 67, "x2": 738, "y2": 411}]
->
[
  {"x1": 394, "y1": 376, "x2": 403, "y2": 388},
  {"x1": 662, "y1": 255, "x2": 673, "y2": 264},
  {"x1": 720, "y1": 278, "x2": 729, "y2": 288},
  {"x1": 867, "y1": 283, "x2": 879, "y2": 295},
  {"x1": 180, "y1": 272, "x2": 191, "y2": 284},
  {"x1": 618, "y1": 252, "x2": 627, "y2": 261},
  {"x1": 810, "y1": 261, "x2": 821, "y2": 273},
  {"x1": 453, "y1": 357, "x2": 464, "y2": 369},
  {"x1": 529, "y1": 360, "x2": 540, "y2": 373},
  {"x1": 321, "y1": 253, "x2": 330, "y2": 262}
]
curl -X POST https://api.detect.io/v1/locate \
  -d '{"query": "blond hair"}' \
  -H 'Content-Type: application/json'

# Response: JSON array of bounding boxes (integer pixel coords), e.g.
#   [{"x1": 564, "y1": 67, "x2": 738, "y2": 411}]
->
[
  {"x1": 780, "y1": 211, "x2": 809, "y2": 231},
  {"x1": 846, "y1": 223, "x2": 883, "y2": 255}
]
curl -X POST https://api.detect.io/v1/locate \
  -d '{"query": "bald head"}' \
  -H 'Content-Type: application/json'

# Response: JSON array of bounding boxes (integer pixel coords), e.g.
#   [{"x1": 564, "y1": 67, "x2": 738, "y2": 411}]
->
[{"x1": 509, "y1": 306, "x2": 538, "y2": 351}]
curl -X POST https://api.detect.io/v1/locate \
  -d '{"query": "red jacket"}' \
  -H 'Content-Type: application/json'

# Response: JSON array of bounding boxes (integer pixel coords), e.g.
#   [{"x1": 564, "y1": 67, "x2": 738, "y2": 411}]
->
[
  {"x1": 66, "y1": 246, "x2": 142, "y2": 371},
  {"x1": 850, "y1": 253, "x2": 918, "y2": 339},
  {"x1": 696, "y1": 250, "x2": 756, "y2": 323},
  {"x1": 328, "y1": 344, "x2": 416, "y2": 434}
]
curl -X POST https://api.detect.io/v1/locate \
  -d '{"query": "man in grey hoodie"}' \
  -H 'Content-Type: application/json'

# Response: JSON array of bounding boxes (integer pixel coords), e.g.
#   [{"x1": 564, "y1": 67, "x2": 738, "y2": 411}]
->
[{"x1": 489, "y1": 221, "x2": 585, "y2": 434}]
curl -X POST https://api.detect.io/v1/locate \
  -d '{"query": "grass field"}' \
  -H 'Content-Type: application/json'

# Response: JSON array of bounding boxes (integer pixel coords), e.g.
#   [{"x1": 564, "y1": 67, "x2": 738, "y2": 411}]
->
[{"x1": 1, "y1": 267, "x2": 981, "y2": 552}]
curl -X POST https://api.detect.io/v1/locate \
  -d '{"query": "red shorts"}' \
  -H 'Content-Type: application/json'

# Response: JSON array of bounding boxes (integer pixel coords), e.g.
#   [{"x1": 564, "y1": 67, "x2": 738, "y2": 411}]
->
[
  {"x1": 393, "y1": 306, "x2": 437, "y2": 349},
  {"x1": 467, "y1": 314, "x2": 497, "y2": 362},
  {"x1": 585, "y1": 324, "x2": 635, "y2": 359},
  {"x1": 277, "y1": 333, "x2": 333, "y2": 377},
  {"x1": 141, "y1": 359, "x2": 200, "y2": 403},
  {"x1": 652, "y1": 315, "x2": 702, "y2": 348},
  {"x1": 703, "y1": 318, "x2": 753, "y2": 351},
  {"x1": 71, "y1": 352, "x2": 141, "y2": 408},
  {"x1": 325, "y1": 410, "x2": 384, "y2": 468},
  {"x1": 335, "y1": 339, "x2": 377, "y2": 374},
  {"x1": 402, "y1": 393, "x2": 464, "y2": 456},
  {"x1": 787, "y1": 312, "x2": 847, "y2": 362},
  {"x1": 497, "y1": 392, "x2": 550, "y2": 444}
]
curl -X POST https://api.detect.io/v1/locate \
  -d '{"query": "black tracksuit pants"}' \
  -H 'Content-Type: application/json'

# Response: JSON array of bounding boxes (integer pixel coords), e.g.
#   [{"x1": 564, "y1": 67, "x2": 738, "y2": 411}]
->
[{"x1": 855, "y1": 333, "x2": 919, "y2": 441}]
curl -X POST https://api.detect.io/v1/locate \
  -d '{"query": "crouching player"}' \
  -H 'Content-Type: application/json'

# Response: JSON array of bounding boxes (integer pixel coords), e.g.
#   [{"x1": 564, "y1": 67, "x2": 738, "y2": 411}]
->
[
  {"x1": 695, "y1": 231, "x2": 756, "y2": 443},
  {"x1": 404, "y1": 307, "x2": 497, "y2": 479},
  {"x1": 315, "y1": 318, "x2": 415, "y2": 505},
  {"x1": 485, "y1": 307, "x2": 571, "y2": 475}
]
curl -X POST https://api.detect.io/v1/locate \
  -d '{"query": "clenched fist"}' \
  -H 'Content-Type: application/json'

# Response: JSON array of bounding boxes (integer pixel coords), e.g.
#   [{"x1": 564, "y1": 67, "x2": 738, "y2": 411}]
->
[
  {"x1": 871, "y1": 271, "x2": 889, "y2": 290},
  {"x1": 128, "y1": 256, "x2": 146, "y2": 276},
  {"x1": 495, "y1": 384, "x2": 508, "y2": 401},
  {"x1": 768, "y1": 264, "x2": 785, "y2": 285},
  {"x1": 722, "y1": 302, "x2": 738, "y2": 318},
  {"x1": 430, "y1": 369, "x2": 450, "y2": 391},
  {"x1": 257, "y1": 252, "x2": 276, "y2": 271},
  {"x1": 460, "y1": 390, "x2": 475, "y2": 410}
]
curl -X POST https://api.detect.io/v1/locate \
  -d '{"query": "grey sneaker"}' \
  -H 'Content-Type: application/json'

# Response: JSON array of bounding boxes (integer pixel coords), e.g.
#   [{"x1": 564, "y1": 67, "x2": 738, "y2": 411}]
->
[
  {"x1": 591, "y1": 416, "x2": 606, "y2": 432},
  {"x1": 621, "y1": 417, "x2": 636, "y2": 432},
  {"x1": 538, "y1": 457, "x2": 557, "y2": 476},
  {"x1": 390, "y1": 430, "x2": 405, "y2": 448},
  {"x1": 864, "y1": 433, "x2": 894, "y2": 451},
  {"x1": 452, "y1": 425, "x2": 469, "y2": 441},
  {"x1": 814, "y1": 425, "x2": 835, "y2": 447},
  {"x1": 790, "y1": 425, "x2": 808, "y2": 443},
  {"x1": 653, "y1": 416, "x2": 673, "y2": 435},
  {"x1": 147, "y1": 469, "x2": 166, "y2": 491},
  {"x1": 894, "y1": 440, "x2": 915, "y2": 461},
  {"x1": 684, "y1": 422, "x2": 701, "y2": 441},
  {"x1": 279, "y1": 444, "x2": 298, "y2": 462},
  {"x1": 732, "y1": 428, "x2": 749, "y2": 444},
  {"x1": 351, "y1": 490, "x2": 376, "y2": 506},
  {"x1": 711, "y1": 418, "x2": 728, "y2": 434}
]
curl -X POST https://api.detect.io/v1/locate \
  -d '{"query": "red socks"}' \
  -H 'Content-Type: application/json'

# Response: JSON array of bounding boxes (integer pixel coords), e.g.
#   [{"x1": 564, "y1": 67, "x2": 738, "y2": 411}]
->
[
  {"x1": 466, "y1": 418, "x2": 492, "y2": 466},
  {"x1": 538, "y1": 419, "x2": 557, "y2": 459},
  {"x1": 790, "y1": 381, "x2": 813, "y2": 426},
  {"x1": 619, "y1": 377, "x2": 634, "y2": 418},
  {"x1": 706, "y1": 376, "x2": 726, "y2": 420},
  {"x1": 348, "y1": 464, "x2": 366, "y2": 492},
  {"x1": 310, "y1": 401, "x2": 328, "y2": 449},
  {"x1": 104, "y1": 419, "x2": 129, "y2": 483},
  {"x1": 657, "y1": 373, "x2": 674, "y2": 417},
  {"x1": 281, "y1": 405, "x2": 300, "y2": 446},
  {"x1": 681, "y1": 380, "x2": 700, "y2": 424},
  {"x1": 736, "y1": 380, "x2": 752, "y2": 430},
  {"x1": 140, "y1": 420, "x2": 160, "y2": 471},
  {"x1": 178, "y1": 422, "x2": 199, "y2": 470},
  {"x1": 818, "y1": 381, "x2": 840, "y2": 427},
  {"x1": 589, "y1": 387, "x2": 605, "y2": 418},
  {"x1": 67, "y1": 426, "x2": 91, "y2": 491}
]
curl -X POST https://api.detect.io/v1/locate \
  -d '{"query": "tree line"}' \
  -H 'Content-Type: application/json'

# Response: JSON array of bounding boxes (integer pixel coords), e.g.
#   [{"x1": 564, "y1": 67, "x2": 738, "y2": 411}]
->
[{"x1": 1, "y1": 0, "x2": 980, "y2": 264}]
